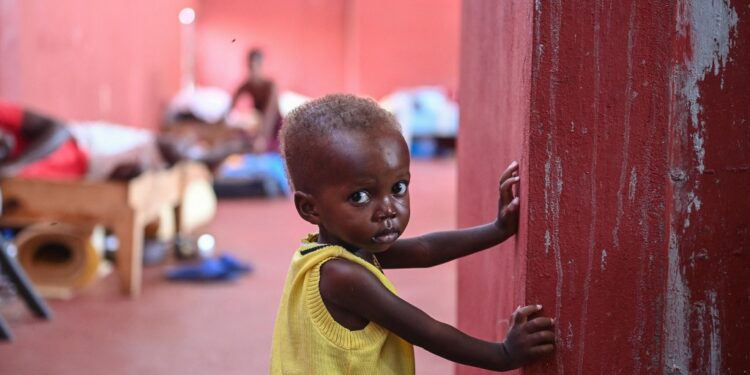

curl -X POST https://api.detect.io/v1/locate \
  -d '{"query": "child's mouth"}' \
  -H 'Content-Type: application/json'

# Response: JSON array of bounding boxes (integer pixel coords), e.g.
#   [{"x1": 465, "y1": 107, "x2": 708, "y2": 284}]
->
[{"x1": 372, "y1": 229, "x2": 400, "y2": 244}]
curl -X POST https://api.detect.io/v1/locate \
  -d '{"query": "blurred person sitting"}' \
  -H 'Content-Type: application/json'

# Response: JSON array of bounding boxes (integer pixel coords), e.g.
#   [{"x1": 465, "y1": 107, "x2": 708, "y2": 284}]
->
[{"x1": 228, "y1": 48, "x2": 282, "y2": 153}]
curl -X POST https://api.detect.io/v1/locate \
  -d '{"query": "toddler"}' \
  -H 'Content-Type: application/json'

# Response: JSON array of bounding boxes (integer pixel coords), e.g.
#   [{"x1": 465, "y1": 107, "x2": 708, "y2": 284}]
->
[{"x1": 271, "y1": 94, "x2": 554, "y2": 374}]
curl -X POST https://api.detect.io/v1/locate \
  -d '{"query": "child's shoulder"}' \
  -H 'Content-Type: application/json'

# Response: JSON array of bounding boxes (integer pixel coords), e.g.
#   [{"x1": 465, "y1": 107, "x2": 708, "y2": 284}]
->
[
  {"x1": 319, "y1": 257, "x2": 374, "y2": 285},
  {"x1": 318, "y1": 257, "x2": 392, "y2": 317}
]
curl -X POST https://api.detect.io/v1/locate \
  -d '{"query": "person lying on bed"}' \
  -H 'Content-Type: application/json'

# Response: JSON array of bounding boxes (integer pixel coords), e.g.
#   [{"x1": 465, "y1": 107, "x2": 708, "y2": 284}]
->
[{"x1": 0, "y1": 100, "x2": 248, "y2": 181}]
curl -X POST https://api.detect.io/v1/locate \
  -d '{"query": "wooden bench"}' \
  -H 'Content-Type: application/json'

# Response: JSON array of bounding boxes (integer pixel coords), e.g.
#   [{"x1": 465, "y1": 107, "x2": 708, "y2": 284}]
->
[{"x1": 0, "y1": 162, "x2": 210, "y2": 297}]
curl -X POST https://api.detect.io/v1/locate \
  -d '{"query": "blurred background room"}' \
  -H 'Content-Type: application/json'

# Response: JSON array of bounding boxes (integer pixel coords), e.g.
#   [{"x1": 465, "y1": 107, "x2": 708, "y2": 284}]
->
[
  {"x1": 4, "y1": 1, "x2": 747, "y2": 374},
  {"x1": 0, "y1": 1, "x2": 460, "y2": 374}
]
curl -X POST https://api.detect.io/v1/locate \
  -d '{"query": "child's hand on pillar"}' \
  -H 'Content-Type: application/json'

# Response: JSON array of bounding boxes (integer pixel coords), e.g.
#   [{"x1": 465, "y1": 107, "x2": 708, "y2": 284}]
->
[
  {"x1": 494, "y1": 161, "x2": 521, "y2": 239},
  {"x1": 500, "y1": 304, "x2": 556, "y2": 370}
]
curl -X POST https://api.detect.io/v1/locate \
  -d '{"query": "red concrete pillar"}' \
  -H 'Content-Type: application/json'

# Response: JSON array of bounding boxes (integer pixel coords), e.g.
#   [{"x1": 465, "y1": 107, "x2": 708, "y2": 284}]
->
[
  {"x1": 457, "y1": 1, "x2": 749, "y2": 374},
  {"x1": 456, "y1": 3, "x2": 533, "y2": 374}
]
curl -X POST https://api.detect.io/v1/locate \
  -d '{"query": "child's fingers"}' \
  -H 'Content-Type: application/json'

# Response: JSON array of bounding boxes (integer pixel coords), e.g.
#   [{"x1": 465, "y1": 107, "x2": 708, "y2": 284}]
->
[
  {"x1": 513, "y1": 304, "x2": 542, "y2": 325},
  {"x1": 528, "y1": 344, "x2": 555, "y2": 356},
  {"x1": 524, "y1": 317, "x2": 554, "y2": 333},
  {"x1": 500, "y1": 177, "x2": 520, "y2": 205},
  {"x1": 498, "y1": 161, "x2": 519, "y2": 184},
  {"x1": 526, "y1": 330, "x2": 555, "y2": 345},
  {"x1": 505, "y1": 197, "x2": 520, "y2": 213}
]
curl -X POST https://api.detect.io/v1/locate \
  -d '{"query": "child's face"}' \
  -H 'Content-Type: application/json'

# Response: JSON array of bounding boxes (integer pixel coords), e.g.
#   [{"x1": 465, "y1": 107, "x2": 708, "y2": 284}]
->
[{"x1": 313, "y1": 127, "x2": 411, "y2": 253}]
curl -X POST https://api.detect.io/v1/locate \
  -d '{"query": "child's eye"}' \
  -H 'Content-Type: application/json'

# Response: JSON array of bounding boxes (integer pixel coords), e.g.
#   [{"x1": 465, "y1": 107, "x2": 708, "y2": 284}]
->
[
  {"x1": 349, "y1": 190, "x2": 371, "y2": 204},
  {"x1": 392, "y1": 181, "x2": 408, "y2": 196}
]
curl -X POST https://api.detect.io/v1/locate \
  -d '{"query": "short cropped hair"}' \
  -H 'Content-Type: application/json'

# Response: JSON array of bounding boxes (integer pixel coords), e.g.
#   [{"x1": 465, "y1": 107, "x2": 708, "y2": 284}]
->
[{"x1": 280, "y1": 94, "x2": 400, "y2": 192}]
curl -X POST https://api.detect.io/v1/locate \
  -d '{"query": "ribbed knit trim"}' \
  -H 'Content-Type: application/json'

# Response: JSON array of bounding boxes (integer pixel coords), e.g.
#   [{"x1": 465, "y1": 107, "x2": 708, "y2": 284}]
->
[{"x1": 300, "y1": 237, "x2": 397, "y2": 350}]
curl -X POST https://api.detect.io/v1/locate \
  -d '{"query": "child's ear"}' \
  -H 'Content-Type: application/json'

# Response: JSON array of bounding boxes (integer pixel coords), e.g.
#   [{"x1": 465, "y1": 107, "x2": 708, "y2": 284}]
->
[{"x1": 294, "y1": 191, "x2": 320, "y2": 225}]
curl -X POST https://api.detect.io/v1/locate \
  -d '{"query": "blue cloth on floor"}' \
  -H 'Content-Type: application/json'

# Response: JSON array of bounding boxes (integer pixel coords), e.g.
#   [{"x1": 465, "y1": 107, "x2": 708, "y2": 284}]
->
[
  {"x1": 218, "y1": 253, "x2": 253, "y2": 273},
  {"x1": 166, "y1": 253, "x2": 253, "y2": 282}
]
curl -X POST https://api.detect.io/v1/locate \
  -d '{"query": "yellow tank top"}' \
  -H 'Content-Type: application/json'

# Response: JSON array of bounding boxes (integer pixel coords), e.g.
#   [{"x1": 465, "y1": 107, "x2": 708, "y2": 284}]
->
[{"x1": 270, "y1": 235, "x2": 415, "y2": 374}]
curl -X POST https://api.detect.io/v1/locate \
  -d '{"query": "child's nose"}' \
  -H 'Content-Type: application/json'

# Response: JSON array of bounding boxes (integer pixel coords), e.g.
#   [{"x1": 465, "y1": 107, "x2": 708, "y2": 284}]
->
[{"x1": 374, "y1": 198, "x2": 397, "y2": 221}]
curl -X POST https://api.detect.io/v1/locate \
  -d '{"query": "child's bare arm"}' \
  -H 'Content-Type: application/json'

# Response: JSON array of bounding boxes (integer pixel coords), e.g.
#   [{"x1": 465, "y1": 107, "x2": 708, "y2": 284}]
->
[
  {"x1": 320, "y1": 259, "x2": 554, "y2": 371},
  {"x1": 379, "y1": 161, "x2": 520, "y2": 268}
]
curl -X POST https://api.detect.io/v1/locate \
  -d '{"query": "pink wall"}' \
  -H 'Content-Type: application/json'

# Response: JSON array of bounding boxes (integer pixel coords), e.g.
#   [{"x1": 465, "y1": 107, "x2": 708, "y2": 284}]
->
[
  {"x1": 195, "y1": 0, "x2": 347, "y2": 98},
  {"x1": 194, "y1": 0, "x2": 460, "y2": 100},
  {"x1": 0, "y1": 0, "x2": 194, "y2": 129},
  {"x1": 458, "y1": 0, "x2": 749, "y2": 374},
  {"x1": 351, "y1": 0, "x2": 461, "y2": 99},
  {"x1": 0, "y1": 0, "x2": 22, "y2": 99},
  {"x1": 1, "y1": 0, "x2": 460, "y2": 123}
]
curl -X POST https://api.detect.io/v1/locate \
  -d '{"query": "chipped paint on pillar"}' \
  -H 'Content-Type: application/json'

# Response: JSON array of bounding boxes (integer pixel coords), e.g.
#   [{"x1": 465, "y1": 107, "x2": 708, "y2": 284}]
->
[
  {"x1": 665, "y1": 232, "x2": 692, "y2": 373},
  {"x1": 459, "y1": 0, "x2": 748, "y2": 374},
  {"x1": 675, "y1": 0, "x2": 738, "y2": 175},
  {"x1": 526, "y1": 1, "x2": 675, "y2": 373},
  {"x1": 706, "y1": 290, "x2": 722, "y2": 375},
  {"x1": 611, "y1": 1, "x2": 638, "y2": 254},
  {"x1": 668, "y1": 0, "x2": 747, "y2": 373},
  {"x1": 535, "y1": 2, "x2": 567, "y2": 372},
  {"x1": 544, "y1": 132, "x2": 565, "y2": 374}
]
